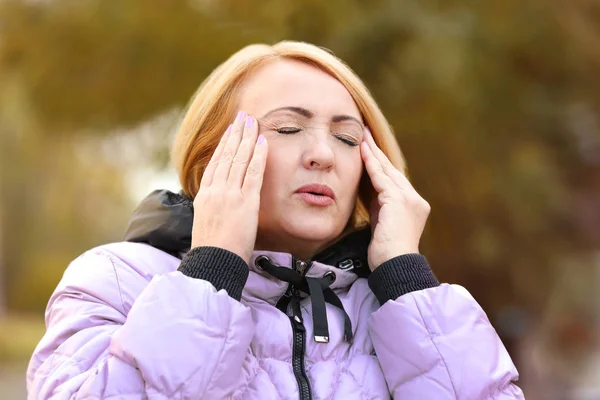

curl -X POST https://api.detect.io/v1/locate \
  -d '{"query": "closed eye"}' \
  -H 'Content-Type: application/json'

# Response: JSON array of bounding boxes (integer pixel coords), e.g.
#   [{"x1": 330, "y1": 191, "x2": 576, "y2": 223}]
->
[
  {"x1": 335, "y1": 135, "x2": 359, "y2": 147},
  {"x1": 276, "y1": 128, "x2": 301, "y2": 134}
]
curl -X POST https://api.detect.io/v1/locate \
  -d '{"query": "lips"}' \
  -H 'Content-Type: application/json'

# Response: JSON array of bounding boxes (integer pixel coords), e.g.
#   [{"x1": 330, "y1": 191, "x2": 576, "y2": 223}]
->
[
  {"x1": 294, "y1": 184, "x2": 336, "y2": 207},
  {"x1": 294, "y1": 184, "x2": 336, "y2": 200}
]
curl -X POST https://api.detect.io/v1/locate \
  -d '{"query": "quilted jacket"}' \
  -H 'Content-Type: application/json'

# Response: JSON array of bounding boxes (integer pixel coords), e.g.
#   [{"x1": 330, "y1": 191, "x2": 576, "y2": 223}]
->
[{"x1": 27, "y1": 190, "x2": 525, "y2": 399}]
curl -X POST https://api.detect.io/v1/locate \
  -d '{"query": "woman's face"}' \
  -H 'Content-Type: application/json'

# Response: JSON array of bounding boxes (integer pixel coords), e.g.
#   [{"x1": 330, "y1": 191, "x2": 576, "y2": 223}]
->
[{"x1": 237, "y1": 59, "x2": 364, "y2": 257}]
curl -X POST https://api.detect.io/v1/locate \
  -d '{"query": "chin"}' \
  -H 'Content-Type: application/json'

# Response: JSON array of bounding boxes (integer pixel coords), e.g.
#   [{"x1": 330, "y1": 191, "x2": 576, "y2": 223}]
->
[{"x1": 282, "y1": 215, "x2": 345, "y2": 243}]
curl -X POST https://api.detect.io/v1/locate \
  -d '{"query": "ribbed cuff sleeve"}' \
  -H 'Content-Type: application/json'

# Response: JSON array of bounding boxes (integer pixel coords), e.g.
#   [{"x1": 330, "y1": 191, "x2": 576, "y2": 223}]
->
[
  {"x1": 178, "y1": 246, "x2": 249, "y2": 301},
  {"x1": 368, "y1": 253, "x2": 440, "y2": 305}
]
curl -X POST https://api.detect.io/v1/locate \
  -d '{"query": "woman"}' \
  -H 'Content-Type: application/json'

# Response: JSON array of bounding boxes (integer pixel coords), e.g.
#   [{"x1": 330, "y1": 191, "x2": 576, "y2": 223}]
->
[{"x1": 27, "y1": 41, "x2": 525, "y2": 399}]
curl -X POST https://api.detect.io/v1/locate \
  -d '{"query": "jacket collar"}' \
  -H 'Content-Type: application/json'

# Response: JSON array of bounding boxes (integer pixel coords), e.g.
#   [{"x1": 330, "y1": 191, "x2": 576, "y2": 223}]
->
[{"x1": 124, "y1": 189, "x2": 371, "y2": 277}]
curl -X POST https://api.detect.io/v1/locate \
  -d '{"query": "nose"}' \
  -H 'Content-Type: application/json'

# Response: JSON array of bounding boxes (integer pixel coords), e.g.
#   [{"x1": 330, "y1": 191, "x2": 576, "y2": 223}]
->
[{"x1": 302, "y1": 134, "x2": 335, "y2": 171}]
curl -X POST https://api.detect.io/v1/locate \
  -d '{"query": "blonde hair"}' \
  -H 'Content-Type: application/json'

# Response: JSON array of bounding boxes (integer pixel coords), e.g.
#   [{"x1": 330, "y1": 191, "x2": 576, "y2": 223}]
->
[{"x1": 171, "y1": 41, "x2": 406, "y2": 230}]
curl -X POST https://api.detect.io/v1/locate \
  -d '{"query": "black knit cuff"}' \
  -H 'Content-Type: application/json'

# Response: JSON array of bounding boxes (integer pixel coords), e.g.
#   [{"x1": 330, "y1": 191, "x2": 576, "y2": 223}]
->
[
  {"x1": 178, "y1": 246, "x2": 249, "y2": 301},
  {"x1": 368, "y1": 254, "x2": 440, "y2": 305}
]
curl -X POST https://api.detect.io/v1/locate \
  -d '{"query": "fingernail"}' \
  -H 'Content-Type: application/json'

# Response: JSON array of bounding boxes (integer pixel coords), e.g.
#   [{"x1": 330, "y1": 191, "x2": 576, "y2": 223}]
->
[
  {"x1": 226, "y1": 125, "x2": 232, "y2": 134},
  {"x1": 236, "y1": 110, "x2": 246, "y2": 122},
  {"x1": 257, "y1": 134, "x2": 265, "y2": 144},
  {"x1": 245, "y1": 116, "x2": 254, "y2": 128}
]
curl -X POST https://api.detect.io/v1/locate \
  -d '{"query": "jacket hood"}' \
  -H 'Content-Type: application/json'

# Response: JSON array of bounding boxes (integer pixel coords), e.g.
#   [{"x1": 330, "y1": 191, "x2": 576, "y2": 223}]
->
[{"x1": 124, "y1": 189, "x2": 371, "y2": 277}]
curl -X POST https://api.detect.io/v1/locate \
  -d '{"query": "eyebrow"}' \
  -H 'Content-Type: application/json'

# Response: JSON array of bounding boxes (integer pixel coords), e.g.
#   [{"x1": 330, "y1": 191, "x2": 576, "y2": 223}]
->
[{"x1": 261, "y1": 106, "x2": 363, "y2": 127}]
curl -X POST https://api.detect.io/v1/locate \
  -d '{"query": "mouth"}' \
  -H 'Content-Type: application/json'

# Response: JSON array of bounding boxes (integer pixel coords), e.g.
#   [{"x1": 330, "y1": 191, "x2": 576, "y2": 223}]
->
[
  {"x1": 294, "y1": 184, "x2": 336, "y2": 206},
  {"x1": 295, "y1": 184, "x2": 335, "y2": 199}
]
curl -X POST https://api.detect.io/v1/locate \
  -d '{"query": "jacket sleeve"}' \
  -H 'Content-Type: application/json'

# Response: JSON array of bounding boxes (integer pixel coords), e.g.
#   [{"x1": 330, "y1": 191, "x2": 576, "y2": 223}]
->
[
  {"x1": 367, "y1": 255, "x2": 525, "y2": 399},
  {"x1": 27, "y1": 246, "x2": 255, "y2": 399}
]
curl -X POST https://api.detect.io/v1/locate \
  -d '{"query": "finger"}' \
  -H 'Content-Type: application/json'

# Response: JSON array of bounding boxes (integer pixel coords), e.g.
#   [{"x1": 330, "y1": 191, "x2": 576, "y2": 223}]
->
[
  {"x1": 212, "y1": 110, "x2": 246, "y2": 184},
  {"x1": 361, "y1": 140, "x2": 395, "y2": 193},
  {"x1": 228, "y1": 115, "x2": 259, "y2": 187},
  {"x1": 364, "y1": 128, "x2": 415, "y2": 191},
  {"x1": 242, "y1": 134, "x2": 268, "y2": 196},
  {"x1": 200, "y1": 124, "x2": 232, "y2": 189}
]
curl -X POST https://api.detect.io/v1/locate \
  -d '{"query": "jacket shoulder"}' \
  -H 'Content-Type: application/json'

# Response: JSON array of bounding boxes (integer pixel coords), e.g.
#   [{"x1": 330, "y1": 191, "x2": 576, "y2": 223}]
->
[
  {"x1": 90, "y1": 241, "x2": 181, "y2": 279},
  {"x1": 55, "y1": 242, "x2": 181, "y2": 316}
]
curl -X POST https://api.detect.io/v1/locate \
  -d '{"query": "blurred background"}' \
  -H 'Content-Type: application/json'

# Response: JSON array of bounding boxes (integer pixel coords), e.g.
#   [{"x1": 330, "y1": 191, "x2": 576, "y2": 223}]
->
[{"x1": 1, "y1": 0, "x2": 600, "y2": 398}]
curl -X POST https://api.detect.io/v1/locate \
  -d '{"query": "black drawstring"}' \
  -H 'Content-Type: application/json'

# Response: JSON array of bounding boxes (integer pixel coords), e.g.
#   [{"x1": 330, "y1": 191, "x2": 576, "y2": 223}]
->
[
  {"x1": 306, "y1": 277, "x2": 329, "y2": 342},
  {"x1": 322, "y1": 288, "x2": 353, "y2": 342},
  {"x1": 256, "y1": 257, "x2": 353, "y2": 343}
]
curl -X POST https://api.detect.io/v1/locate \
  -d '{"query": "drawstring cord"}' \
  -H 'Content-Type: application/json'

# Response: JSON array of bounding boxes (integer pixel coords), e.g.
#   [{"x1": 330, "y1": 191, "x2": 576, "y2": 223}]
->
[{"x1": 256, "y1": 256, "x2": 353, "y2": 343}]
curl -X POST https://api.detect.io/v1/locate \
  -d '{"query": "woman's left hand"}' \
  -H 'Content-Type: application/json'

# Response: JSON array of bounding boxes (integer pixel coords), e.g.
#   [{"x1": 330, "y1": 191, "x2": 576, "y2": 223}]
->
[{"x1": 361, "y1": 128, "x2": 431, "y2": 271}]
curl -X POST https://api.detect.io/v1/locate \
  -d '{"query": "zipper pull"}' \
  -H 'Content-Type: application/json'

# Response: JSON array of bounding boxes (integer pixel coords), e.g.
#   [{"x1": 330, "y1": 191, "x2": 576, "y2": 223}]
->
[
  {"x1": 295, "y1": 259, "x2": 309, "y2": 275},
  {"x1": 293, "y1": 314, "x2": 305, "y2": 332},
  {"x1": 291, "y1": 291, "x2": 305, "y2": 331}
]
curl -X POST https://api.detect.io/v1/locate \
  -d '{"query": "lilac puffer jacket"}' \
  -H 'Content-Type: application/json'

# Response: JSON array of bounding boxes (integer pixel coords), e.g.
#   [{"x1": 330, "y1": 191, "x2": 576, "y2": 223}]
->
[{"x1": 27, "y1": 191, "x2": 525, "y2": 399}]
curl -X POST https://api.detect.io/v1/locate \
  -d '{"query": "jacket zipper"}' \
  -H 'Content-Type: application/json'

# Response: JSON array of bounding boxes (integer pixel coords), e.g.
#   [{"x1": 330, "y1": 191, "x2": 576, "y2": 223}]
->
[{"x1": 290, "y1": 257, "x2": 313, "y2": 400}]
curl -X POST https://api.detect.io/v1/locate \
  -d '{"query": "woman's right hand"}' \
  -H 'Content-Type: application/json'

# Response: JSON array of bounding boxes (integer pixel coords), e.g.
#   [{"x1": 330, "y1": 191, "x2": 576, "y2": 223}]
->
[{"x1": 191, "y1": 110, "x2": 268, "y2": 264}]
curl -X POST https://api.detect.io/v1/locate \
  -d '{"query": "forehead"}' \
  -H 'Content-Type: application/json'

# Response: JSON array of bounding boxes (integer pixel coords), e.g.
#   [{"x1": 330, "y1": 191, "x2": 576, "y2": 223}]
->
[{"x1": 238, "y1": 59, "x2": 361, "y2": 119}]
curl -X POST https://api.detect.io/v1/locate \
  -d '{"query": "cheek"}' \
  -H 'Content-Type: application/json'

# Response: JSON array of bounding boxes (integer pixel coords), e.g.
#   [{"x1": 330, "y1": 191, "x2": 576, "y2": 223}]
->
[
  {"x1": 342, "y1": 151, "x2": 363, "y2": 188},
  {"x1": 340, "y1": 152, "x2": 363, "y2": 206},
  {"x1": 260, "y1": 151, "x2": 289, "y2": 202}
]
